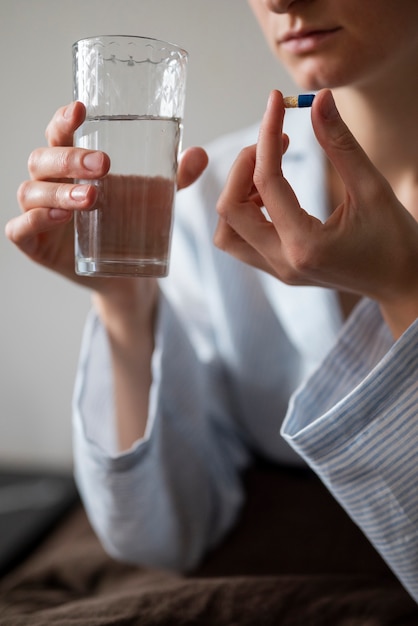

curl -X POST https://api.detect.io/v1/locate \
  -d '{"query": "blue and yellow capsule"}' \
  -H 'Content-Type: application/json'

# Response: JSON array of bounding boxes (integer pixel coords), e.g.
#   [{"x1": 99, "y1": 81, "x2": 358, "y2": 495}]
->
[{"x1": 283, "y1": 94, "x2": 315, "y2": 108}]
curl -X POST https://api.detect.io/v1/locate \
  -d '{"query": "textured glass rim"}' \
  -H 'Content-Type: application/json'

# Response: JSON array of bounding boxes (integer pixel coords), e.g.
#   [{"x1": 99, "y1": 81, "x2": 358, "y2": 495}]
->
[{"x1": 72, "y1": 35, "x2": 188, "y2": 59}]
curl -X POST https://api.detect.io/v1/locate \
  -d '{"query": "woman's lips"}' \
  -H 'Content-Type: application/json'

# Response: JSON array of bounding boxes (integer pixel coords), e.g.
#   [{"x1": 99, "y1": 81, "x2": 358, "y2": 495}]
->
[{"x1": 279, "y1": 27, "x2": 342, "y2": 54}]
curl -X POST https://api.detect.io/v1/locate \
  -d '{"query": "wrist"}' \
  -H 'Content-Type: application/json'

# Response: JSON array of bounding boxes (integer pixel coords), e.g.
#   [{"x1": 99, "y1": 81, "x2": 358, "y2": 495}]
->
[
  {"x1": 375, "y1": 228, "x2": 418, "y2": 339},
  {"x1": 92, "y1": 278, "x2": 159, "y2": 337},
  {"x1": 379, "y1": 294, "x2": 418, "y2": 340},
  {"x1": 91, "y1": 280, "x2": 159, "y2": 451}
]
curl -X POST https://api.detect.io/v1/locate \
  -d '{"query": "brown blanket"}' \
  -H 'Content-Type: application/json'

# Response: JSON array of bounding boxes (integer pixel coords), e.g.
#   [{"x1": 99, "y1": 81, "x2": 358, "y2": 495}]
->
[{"x1": 0, "y1": 463, "x2": 417, "y2": 625}]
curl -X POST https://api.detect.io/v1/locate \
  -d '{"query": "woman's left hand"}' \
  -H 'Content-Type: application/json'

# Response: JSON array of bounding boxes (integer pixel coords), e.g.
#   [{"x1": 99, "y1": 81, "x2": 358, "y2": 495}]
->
[{"x1": 214, "y1": 89, "x2": 418, "y2": 338}]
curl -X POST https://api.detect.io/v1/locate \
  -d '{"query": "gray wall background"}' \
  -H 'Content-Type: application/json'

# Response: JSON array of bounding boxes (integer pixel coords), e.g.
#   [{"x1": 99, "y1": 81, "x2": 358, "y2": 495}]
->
[{"x1": 1, "y1": 0, "x2": 294, "y2": 469}]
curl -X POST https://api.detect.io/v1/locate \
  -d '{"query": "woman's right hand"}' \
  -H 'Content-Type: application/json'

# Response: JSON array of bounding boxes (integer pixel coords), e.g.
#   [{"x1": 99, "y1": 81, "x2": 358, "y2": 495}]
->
[
  {"x1": 6, "y1": 102, "x2": 209, "y2": 448},
  {"x1": 6, "y1": 101, "x2": 111, "y2": 287},
  {"x1": 6, "y1": 101, "x2": 208, "y2": 293}
]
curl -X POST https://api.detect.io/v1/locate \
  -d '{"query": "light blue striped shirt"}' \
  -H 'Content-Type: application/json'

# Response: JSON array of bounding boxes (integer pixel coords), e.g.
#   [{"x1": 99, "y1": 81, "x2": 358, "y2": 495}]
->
[
  {"x1": 282, "y1": 298, "x2": 418, "y2": 602},
  {"x1": 73, "y1": 109, "x2": 418, "y2": 603}
]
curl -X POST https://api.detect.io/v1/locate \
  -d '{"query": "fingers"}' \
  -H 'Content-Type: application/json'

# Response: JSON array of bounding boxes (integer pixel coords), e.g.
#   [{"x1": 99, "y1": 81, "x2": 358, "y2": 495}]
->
[
  {"x1": 214, "y1": 217, "x2": 278, "y2": 276},
  {"x1": 214, "y1": 91, "x2": 324, "y2": 283},
  {"x1": 4, "y1": 206, "x2": 73, "y2": 261},
  {"x1": 45, "y1": 101, "x2": 86, "y2": 147},
  {"x1": 216, "y1": 91, "x2": 311, "y2": 248},
  {"x1": 254, "y1": 90, "x2": 285, "y2": 183},
  {"x1": 215, "y1": 143, "x2": 280, "y2": 273},
  {"x1": 17, "y1": 179, "x2": 99, "y2": 212},
  {"x1": 18, "y1": 104, "x2": 110, "y2": 219},
  {"x1": 214, "y1": 87, "x2": 414, "y2": 302},
  {"x1": 177, "y1": 147, "x2": 208, "y2": 190},
  {"x1": 19, "y1": 146, "x2": 108, "y2": 219},
  {"x1": 253, "y1": 90, "x2": 306, "y2": 230},
  {"x1": 28, "y1": 145, "x2": 110, "y2": 182},
  {"x1": 219, "y1": 144, "x2": 259, "y2": 206}
]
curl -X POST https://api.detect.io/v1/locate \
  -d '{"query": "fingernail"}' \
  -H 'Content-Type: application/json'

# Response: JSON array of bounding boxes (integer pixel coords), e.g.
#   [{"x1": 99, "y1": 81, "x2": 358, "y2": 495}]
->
[
  {"x1": 320, "y1": 91, "x2": 339, "y2": 121},
  {"x1": 50, "y1": 208, "x2": 71, "y2": 220},
  {"x1": 70, "y1": 185, "x2": 88, "y2": 201},
  {"x1": 83, "y1": 152, "x2": 103, "y2": 171}
]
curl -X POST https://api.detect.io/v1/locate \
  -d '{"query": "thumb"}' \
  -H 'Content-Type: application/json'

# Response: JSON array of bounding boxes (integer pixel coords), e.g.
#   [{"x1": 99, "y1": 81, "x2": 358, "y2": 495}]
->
[
  {"x1": 177, "y1": 147, "x2": 209, "y2": 190},
  {"x1": 311, "y1": 89, "x2": 379, "y2": 197}
]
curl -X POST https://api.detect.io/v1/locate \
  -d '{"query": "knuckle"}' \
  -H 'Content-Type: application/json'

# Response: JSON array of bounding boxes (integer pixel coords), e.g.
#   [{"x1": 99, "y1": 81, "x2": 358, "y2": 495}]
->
[
  {"x1": 18, "y1": 208, "x2": 43, "y2": 241},
  {"x1": 240, "y1": 143, "x2": 257, "y2": 171},
  {"x1": 278, "y1": 263, "x2": 308, "y2": 287},
  {"x1": 25, "y1": 208, "x2": 38, "y2": 230},
  {"x1": 54, "y1": 182, "x2": 69, "y2": 206},
  {"x1": 27, "y1": 148, "x2": 42, "y2": 177},
  {"x1": 277, "y1": 266, "x2": 299, "y2": 286},
  {"x1": 287, "y1": 238, "x2": 323, "y2": 275},
  {"x1": 213, "y1": 228, "x2": 226, "y2": 251},
  {"x1": 213, "y1": 220, "x2": 233, "y2": 252},
  {"x1": 44, "y1": 120, "x2": 53, "y2": 143},
  {"x1": 17, "y1": 180, "x2": 32, "y2": 207},
  {"x1": 240, "y1": 145, "x2": 255, "y2": 161},
  {"x1": 332, "y1": 126, "x2": 358, "y2": 154},
  {"x1": 216, "y1": 195, "x2": 231, "y2": 220},
  {"x1": 253, "y1": 167, "x2": 268, "y2": 193},
  {"x1": 212, "y1": 230, "x2": 222, "y2": 250},
  {"x1": 45, "y1": 108, "x2": 63, "y2": 145},
  {"x1": 290, "y1": 245, "x2": 312, "y2": 272},
  {"x1": 57, "y1": 149, "x2": 73, "y2": 175},
  {"x1": 253, "y1": 162, "x2": 278, "y2": 197}
]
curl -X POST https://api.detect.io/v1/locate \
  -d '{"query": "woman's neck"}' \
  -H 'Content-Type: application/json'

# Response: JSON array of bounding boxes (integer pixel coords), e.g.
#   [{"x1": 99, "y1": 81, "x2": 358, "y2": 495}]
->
[
  {"x1": 332, "y1": 74, "x2": 418, "y2": 204},
  {"x1": 323, "y1": 62, "x2": 418, "y2": 320}
]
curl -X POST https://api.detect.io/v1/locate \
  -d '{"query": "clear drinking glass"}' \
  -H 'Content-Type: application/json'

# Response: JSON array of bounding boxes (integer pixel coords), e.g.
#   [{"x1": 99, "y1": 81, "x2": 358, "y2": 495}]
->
[{"x1": 72, "y1": 35, "x2": 188, "y2": 277}]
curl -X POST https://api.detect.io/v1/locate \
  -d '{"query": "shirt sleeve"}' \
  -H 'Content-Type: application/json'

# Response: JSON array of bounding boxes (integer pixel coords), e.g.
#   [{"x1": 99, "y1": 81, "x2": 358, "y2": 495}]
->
[
  {"x1": 72, "y1": 292, "x2": 249, "y2": 573},
  {"x1": 72, "y1": 171, "x2": 251, "y2": 573},
  {"x1": 281, "y1": 298, "x2": 418, "y2": 603}
]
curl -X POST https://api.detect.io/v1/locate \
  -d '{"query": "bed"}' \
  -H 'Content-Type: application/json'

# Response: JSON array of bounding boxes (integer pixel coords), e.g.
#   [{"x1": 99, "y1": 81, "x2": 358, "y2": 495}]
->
[{"x1": 0, "y1": 461, "x2": 416, "y2": 625}]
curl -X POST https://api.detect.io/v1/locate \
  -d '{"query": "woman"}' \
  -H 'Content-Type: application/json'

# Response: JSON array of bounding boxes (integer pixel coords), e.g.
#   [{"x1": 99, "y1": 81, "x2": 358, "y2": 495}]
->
[{"x1": 6, "y1": 0, "x2": 418, "y2": 603}]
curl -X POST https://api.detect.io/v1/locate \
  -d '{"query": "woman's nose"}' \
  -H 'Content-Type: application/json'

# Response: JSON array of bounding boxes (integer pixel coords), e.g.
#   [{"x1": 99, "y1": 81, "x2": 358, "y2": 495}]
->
[{"x1": 265, "y1": 0, "x2": 304, "y2": 13}]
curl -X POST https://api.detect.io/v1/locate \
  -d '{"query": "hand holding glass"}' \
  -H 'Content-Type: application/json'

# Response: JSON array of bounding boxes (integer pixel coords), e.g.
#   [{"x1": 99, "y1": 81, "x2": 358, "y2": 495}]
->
[{"x1": 73, "y1": 35, "x2": 188, "y2": 277}]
